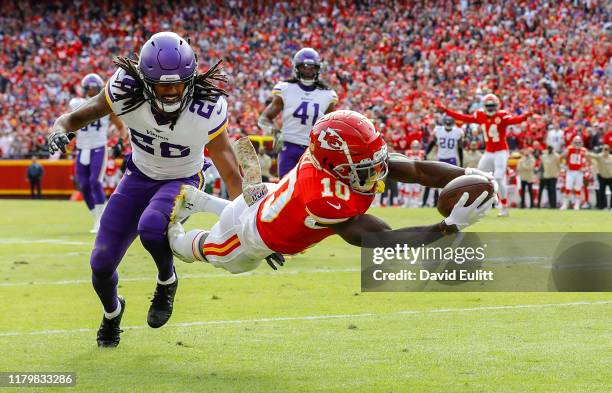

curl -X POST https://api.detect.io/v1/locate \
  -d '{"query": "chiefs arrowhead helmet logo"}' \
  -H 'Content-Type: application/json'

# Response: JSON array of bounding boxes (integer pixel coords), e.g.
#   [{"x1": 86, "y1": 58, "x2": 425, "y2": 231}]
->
[{"x1": 318, "y1": 128, "x2": 345, "y2": 151}]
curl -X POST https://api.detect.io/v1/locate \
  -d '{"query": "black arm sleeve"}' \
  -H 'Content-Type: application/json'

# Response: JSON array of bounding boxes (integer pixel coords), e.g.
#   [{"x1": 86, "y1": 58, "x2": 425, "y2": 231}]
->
[
  {"x1": 329, "y1": 214, "x2": 455, "y2": 248},
  {"x1": 425, "y1": 139, "x2": 436, "y2": 156}
]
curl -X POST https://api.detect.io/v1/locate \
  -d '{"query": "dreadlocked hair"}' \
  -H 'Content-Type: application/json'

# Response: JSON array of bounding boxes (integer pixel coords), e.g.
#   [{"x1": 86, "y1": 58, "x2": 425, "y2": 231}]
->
[
  {"x1": 193, "y1": 60, "x2": 228, "y2": 101},
  {"x1": 111, "y1": 55, "x2": 145, "y2": 116},
  {"x1": 111, "y1": 55, "x2": 229, "y2": 122}
]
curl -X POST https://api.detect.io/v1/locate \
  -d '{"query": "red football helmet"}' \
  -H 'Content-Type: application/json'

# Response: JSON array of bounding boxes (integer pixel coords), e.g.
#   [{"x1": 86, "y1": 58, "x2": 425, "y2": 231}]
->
[{"x1": 309, "y1": 110, "x2": 388, "y2": 193}]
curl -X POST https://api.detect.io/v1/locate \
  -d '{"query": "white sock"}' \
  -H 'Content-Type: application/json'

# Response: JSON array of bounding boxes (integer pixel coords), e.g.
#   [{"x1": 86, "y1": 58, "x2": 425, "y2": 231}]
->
[
  {"x1": 157, "y1": 272, "x2": 176, "y2": 285},
  {"x1": 193, "y1": 189, "x2": 230, "y2": 216},
  {"x1": 104, "y1": 299, "x2": 122, "y2": 319},
  {"x1": 496, "y1": 177, "x2": 507, "y2": 200},
  {"x1": 94, "y1": 204, "x2": 104, "y2": 217}
]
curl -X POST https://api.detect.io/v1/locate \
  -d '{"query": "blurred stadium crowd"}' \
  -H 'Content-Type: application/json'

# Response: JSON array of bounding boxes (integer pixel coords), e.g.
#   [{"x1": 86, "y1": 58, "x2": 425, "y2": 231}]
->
[{"x1": 0, "y1": 0, "x2": 610, "y2": 206}]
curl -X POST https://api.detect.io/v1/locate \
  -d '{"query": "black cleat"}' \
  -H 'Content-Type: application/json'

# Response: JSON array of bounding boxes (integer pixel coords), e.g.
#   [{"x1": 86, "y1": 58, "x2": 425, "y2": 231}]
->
[
  {"x1": 97, "y1": 296, "x2": 126, "y2": 348},
  {"x1": 147, "y1": 271, "x2": 178, "y2": 328}
]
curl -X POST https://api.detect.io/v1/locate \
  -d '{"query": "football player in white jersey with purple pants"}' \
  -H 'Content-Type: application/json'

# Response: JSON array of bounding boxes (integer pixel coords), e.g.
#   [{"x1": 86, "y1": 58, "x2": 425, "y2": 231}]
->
[
  {"x1": 48, "y1": 32, "x2": 243, "y2": 348},
  {"x1": 258, "y1": 48, "x2": 337, "y2": 177},
  {"x1": 69, "y1": 74, "x2": 127, "y2": 233},
  {"x1": 427, "y1": 116, "x2": 464, "y2": 167},
  {"x1": 425, "y1": 116, "x2": 464, "y2": 205}
]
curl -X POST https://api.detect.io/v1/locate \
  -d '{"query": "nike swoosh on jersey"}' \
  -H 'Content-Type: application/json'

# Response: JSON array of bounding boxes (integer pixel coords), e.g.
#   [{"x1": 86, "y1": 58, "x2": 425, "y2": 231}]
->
[{"x1": 327, "y1": 201, "x2": 341, "y2": 210}]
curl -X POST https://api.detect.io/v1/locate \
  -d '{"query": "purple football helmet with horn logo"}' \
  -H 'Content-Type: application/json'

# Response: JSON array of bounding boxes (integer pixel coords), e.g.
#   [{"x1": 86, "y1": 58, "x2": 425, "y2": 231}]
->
[
  {"x1": 292, "y1": 48, "x2": 321, "y2": 86},
  {"x1": 137, "y1": 32, "x2": 197, "y2": 114},
  {"x1": 81, "y1": 73, "x2": 104, "y2": 97}
]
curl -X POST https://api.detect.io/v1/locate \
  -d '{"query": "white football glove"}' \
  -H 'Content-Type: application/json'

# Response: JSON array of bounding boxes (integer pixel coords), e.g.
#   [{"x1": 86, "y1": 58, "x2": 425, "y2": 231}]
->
[
  {"x1": 464, "y1": 167, "x2": 499, "y2": 194},
  {"x1": 444, "y1": 191, "x2": 497, "y2": 230}
]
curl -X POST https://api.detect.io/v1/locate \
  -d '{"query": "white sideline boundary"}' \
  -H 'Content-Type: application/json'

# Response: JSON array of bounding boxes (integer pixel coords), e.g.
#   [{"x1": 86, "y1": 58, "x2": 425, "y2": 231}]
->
[
  {"x1": 0, "y1": 268, "x2": 361, "y2": 287},
  {"x1": 0, "y1": 239, "x2": 91, "y2": 246},
  {"x1": 0, "y1": 300, "x2": 610, "y2": 338}
]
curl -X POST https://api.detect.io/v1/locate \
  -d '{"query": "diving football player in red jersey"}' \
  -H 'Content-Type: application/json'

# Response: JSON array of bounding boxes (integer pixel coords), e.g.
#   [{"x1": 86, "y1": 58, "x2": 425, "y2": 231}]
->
[
  {"x1": 167, "y1": 110, "x2": 497, "y2": 273},
  {"x1": 436, "y1": 94, "x2": 532, "y2": 216}
]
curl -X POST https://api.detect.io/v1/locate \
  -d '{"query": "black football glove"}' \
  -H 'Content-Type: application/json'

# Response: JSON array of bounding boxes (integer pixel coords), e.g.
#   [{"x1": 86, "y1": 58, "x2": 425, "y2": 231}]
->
[
  {"x1": 112, "y1": 138, "x2": 124, "y2": 158},
  {"x1": 265, "y1": 253, "x2": 285, "y2": 270},
  {"x1": 48, "y1": 131, "x2": 73, "y2": 154}
]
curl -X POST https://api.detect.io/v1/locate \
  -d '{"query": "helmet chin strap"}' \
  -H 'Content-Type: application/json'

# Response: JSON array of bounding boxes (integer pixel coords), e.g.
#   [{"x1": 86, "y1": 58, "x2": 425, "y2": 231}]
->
[
  {"x1": 299, "y1": 78, "x2": 315, "y2": 86},
  {"x1": 294, "y1": 65, "x2": 318, "y2": 86},
  {"x1": 156, "y1": 99, "x2": 181, "y2": 113},
  {"x1": 153, "y1": 84, "x2": 191, "y2": 114}
]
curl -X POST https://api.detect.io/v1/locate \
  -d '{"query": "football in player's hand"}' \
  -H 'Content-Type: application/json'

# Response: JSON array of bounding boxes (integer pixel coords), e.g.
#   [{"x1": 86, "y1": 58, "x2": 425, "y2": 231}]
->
[{"x1": 437, "y1": 175, "x2": 495, "y2": 217}]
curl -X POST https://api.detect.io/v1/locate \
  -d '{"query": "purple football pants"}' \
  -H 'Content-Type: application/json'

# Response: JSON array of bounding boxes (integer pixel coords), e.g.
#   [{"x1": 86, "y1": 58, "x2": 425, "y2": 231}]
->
[
  {"x1": 278, "y1": 142, "x2": 308, "y2": 178},
  {"x1": 90, "y1": 155, "x2": 206, "y2": 312},
  {"x1": 76, "y1": 147, "x2": 107, "y2": 210},
  {"x1": 439, "y1": 157, "x2": 458, "y2": 166}
]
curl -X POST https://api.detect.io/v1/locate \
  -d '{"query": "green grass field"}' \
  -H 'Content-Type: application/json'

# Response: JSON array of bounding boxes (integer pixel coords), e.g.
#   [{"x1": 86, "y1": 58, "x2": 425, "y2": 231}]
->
[{"x1": 1, "y1": 200, "x2": 611, "y2": 393}]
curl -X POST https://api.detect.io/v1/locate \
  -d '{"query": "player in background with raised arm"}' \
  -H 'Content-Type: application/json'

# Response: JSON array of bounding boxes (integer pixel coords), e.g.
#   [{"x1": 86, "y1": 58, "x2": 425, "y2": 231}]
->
[
  {"x1": 47, "y1": 32, "x2": 242, "y2": 348},
  {"x1": 436, "y1": 94, "x2": 532, "y2": 216},
  {"x1": 167, "y1": 111, "x2": 497, "y2": 276},
  {"x1": 68, "y1": 74, "x2": 126, "y2": 233},
  {"x1": 258, "y1": 48, "x2": 337, "y2": 177}
]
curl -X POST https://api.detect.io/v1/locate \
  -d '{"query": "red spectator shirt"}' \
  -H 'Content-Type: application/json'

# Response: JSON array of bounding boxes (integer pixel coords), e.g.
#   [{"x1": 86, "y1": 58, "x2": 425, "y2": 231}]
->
[
  {"x1": 406, "y1": 149, "x2": 425, "y2": 161},
  {"x1": 442, "y1": 108, "x2": 529, "y2": 153},
  {"x1": 106, "y1": 158, "x2": 119, "y2": 177},
  {"x1": 604, "y1": 131, "x2": 612, "y2": 149},
  {"x1": 405, "y1": 129, "x2": 424, "y2": 147},
  {"x1": 564, "y1": 128, "x2": 577, "y2": 147}
]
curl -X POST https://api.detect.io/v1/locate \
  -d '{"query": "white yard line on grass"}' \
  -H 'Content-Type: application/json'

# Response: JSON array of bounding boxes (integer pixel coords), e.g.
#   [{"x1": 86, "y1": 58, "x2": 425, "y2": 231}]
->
[
  {"x1": 0, "y1": 239, "x2": 91, "y2": 246},
  {"x1": 0, "y1": 300, "x2": 610, "y2": 337},
  {"x1": 0, "y1": 268, "x2": 361, "y2": 287}
]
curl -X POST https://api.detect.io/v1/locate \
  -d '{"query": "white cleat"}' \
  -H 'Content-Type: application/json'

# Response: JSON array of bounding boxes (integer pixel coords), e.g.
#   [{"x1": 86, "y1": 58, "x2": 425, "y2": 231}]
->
[
  {"x1": 170, "y1": 185, "x2": 201, "y2": 224},
  {"x1": 171, "y1": 185, "x2": 231, "y2": 224},
  {"x1": 168, "y1": 222, "x2": 185, "y2": 241},
  {"x1": 167, "y1": 223, "x2": 193, "y2": 263},
  {"x1": 573, "y1": 203, "x2": 580, "y2": 211},
  {"x1": 560, "y1": 201, "x2": 569, "y2": 210},
  {"x1": 498, "y1": 207, "x2": 509, "y2": 217}
]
